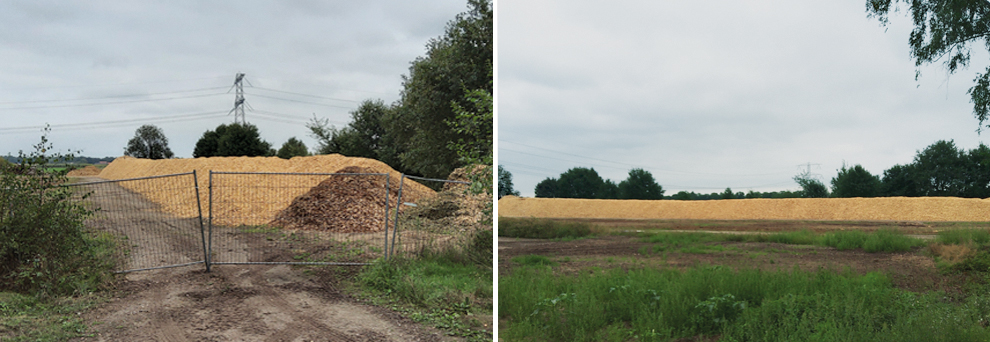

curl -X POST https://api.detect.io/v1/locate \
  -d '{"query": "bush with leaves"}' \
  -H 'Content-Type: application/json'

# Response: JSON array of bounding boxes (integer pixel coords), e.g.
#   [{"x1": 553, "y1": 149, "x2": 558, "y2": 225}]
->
[{"x1": 0, "y1": 132, "x2": 117, "y2": 297}]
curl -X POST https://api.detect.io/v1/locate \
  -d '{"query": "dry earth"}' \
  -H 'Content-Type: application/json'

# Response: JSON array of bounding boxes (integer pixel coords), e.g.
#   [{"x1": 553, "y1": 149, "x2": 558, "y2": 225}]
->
[
  {"x1": 68, "y1": 176, "x2": 459, "y2": 342},
  {"x1": 499, "y1": 231, "x2": 966, "y2": 294}
]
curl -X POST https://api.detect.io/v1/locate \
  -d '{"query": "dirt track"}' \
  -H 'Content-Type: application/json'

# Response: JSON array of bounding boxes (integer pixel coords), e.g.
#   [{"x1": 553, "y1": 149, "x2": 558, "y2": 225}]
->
[{"x1": 69, "y1": 177, "x2": 454, "y2": 342}]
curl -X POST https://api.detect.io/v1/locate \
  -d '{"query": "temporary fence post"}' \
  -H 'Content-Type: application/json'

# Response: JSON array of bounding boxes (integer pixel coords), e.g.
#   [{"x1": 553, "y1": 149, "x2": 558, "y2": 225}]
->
[
  {"x1": 192, "y1": 171, "x2": 210, "y2": 273},
  {"x1": 383, "y1": 174, "x2": 391, "y2": 260},
  {"x1": 207, "y1": 170, "x2": 214, "y2": 272},
  {"x1": 390, "y1": 175, "x2": 405, "y2": 258}
]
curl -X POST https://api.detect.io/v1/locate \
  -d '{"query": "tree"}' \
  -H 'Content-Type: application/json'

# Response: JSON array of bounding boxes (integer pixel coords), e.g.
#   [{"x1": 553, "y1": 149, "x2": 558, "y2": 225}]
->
[
  {"x1": 881, "y1": 164, "x2": 920, "y2": 197},
  {"x1": 720, "y1": 187, "x2": 736, "y2": 200},
  {"x1": 830, "y1": 164, "x2": 881, "y2": 198},
  {"x1": 498, "y1": 165, "x2": 520, "y2": 199},
  {"x1": 534, "y1": 177, "x2": 559, "y2": 198},
  {"x1": 867, "y1": 0, "x2": 990, "y2": 131},
  {"x1": 124, "y1": 125, "x2": 173, "y2": 159},
  {"x1": 912, "y1": 140, "x2": 967, "y2": 196},
  {"x1": 394, "y1": 0, "x2": 492, "y2": 179},
  {"x1": 193, "y1": 123, "x2": 273, "y2": 158},
  {"x1": 308, "y1": 100, "x2": 409, "y2": 174},
  {"x1": 618, "y1": 168, "x2": 665, "y2": 200},
  {"x1": 556, "y1": 167, "x2": 607, "y2": 199},
  {"x1": 276, "y1": 137, "x2": 309, "y2": 159},
  {"x1": 963, "y1": 143, "x2": 990, "y2": 198},
  {"x1": 794, "y1": 171, "x2": 829, "y2": 198}
]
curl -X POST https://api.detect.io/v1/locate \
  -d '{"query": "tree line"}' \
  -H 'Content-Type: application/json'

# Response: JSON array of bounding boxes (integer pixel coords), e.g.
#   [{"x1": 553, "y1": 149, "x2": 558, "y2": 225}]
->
[
  {"x1": 498, "y1": 139, "x2": 990, "y2": 200},
  {"x1": 121, "y1": 0, "x2": 492, "y2": 180}
]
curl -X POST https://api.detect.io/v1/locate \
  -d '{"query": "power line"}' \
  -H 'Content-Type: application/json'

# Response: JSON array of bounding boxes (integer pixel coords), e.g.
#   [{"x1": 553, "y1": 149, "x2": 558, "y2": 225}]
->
[
  {"x1": 250, "y1": 86, "x2": 360, "y2": 103},
  {"x1": 0, "y1": 110, "x2": 228, "y2": 133},
  {"x1": 0, "y1": 86, "x2": 230, "y2": 105},
  {"x1": 0, "y1": 76, "x2": 229, "y2": 91},
  {"x1": 245, "y1": 92, "x2": 357, "y2": 109},
  {"x1": 0, "y1": 93, "x2": 226, "y2": 110}
]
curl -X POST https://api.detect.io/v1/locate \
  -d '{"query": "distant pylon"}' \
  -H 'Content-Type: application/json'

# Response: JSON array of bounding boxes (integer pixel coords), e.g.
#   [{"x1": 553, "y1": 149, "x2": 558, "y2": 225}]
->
[{"x1": 230, "y1": 73, "x2": 246, "y2": 124}]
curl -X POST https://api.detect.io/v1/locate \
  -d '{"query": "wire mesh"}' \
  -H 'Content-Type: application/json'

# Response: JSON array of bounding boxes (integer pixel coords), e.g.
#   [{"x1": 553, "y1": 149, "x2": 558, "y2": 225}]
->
[
  {"x1": 67, "y1": 173, "x2": 206, "y2": 273},
  {"x1": 208, "y1": 171, "x2": 390, "y2": 266},
  {"x1": 390, "y1": 174, "x2": 488, "y2": 257}
]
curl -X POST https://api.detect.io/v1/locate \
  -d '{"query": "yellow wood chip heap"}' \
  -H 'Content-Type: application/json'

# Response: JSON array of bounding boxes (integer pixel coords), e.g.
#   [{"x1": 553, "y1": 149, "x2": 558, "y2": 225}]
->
[
  {"x1": 66, "y1": 165, "x2": 101, "y2": 176},
  {"x1": 98, "y1": 155, "x2": 435, "y2": 225},
  {"x1": 497, "y1": 196, "x2": 990, "y2": 222}
]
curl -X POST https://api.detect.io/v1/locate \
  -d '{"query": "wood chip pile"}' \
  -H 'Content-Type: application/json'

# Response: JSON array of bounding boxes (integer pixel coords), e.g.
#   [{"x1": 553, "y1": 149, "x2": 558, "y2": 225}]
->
[
  {"x1": 66, "y1": 165, "x2": 101, "y2": 176},
  {"x1": 98, "y1": 155, "x2": 435, "y2": 225},
  {"x1": 269, "y1": 166, "x2": 392, "y2": 233},
  {"x1": 497, "y1": 196, "x2": 990, "y2": 222}
]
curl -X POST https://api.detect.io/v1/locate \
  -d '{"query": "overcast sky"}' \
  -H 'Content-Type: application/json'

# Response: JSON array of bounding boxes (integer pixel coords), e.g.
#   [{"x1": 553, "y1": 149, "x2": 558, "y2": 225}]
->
[
  {"x1": 497, "y1": 0, "x2": 990, "y2": 197},
  {"x1": 1, "y1": 1, "x2": 467, "y2": 159}
]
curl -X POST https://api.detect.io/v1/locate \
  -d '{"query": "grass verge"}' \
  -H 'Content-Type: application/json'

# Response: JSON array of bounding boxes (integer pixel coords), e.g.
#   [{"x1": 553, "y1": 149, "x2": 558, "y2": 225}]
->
[
  {"x1": 499, "y1": 265, "x2": 990, "y2": 342},
  {"x1": 0, "y1": 292, "x2": 105, "y2": 341},
  {"x1": 349, "y1": 230, "x2": 493, "y2": 341}
]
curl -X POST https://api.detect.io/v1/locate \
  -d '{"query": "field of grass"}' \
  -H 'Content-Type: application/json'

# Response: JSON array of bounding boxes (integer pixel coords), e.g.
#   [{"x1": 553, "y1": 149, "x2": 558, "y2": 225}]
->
[
  {"x1": 500, "y1": 265, "x2": 990, "y2": 341},
  {"x1": 499, "y1": 218, "x2": 990, "y2": 341}
]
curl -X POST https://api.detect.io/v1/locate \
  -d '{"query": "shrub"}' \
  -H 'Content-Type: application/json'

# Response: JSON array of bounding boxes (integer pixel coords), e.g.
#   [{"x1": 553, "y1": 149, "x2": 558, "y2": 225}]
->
[{"x1": 0, "y1": 132, "x2": 117, "y2": 297}]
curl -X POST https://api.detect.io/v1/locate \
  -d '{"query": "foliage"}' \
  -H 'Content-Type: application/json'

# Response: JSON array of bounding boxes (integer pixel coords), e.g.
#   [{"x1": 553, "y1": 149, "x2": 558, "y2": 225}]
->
[
  {"x1": 913, "y1": 140, "x2": 967, "y2": 196},
  {"x1": 500, "y1": 265, "x2": 990, "y2": 341},
  {"x1": 830, "y1": 164, "x2": 881, "y2": 198},
  {"x1": 394, "y1": 0, "x2": 492, "y2": 179},
  {"x1": 881, "y1": 164, "x2": 920, "y2": 197},
  {"x1": 550, "y1": 167, "x2": 606, "y2": 199},
  {"x1": 794, "y1": 171, "x2": 829, "y2": 198},
  {"x1": 307, "y1": 100, "x2": 406, "y2": 170},
  {"x1": 618, "y1": 168, "x2": 665, "y2": 200},
  {"x1": 534, "y1": 177, "x2": 559, "y2": 198},
  {"x1": 193, "y1": 123, "x2": 274, "y2": 157},
  {"x1": 123, "y1": 124, "x2": 174, "y2": 160},
  {"x1": 275, "y1": 137, "x2": 309, "y2": 159},
  {"x1": 356, "y1": 251, "x2": 493, "y2": 341},
  {"x1": 879, "y1": 140, "x2": 990, "y2": 198},
  {"x1": 498, "y1": 165, "x2": 520, "y2": 199},
  {"x1": 0, "y1": 131, "x2": 117, "y2": 298},
  {"x1": 0, "y1": 291, "x2": 104, "y2": 341},
  {"x1": 497, "y1": 217, "x2": 594, "y2": 239},
  {"x1": 867, "y1": 0, "x2": 990, "y2": 131}
]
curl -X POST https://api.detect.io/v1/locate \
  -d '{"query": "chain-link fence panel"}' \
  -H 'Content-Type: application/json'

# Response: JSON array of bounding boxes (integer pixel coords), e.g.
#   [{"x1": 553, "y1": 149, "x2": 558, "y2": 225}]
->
[
  {"x1": 68, "y1": 172, "x2": 206, "y2": 273},
  {"x1": 389, "y1": 174, "x2": 489, "y2": 258},
  {"x1": 208, "y1": 171, "x2": 391, "y2": 266}
]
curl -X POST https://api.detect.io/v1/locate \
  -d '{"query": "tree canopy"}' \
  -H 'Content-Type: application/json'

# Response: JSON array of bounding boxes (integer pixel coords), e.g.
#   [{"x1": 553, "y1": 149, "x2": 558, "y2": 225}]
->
[
  {"x1": 831, "y1": 164, "x2": 881, "y2": 198},
  {"x1": 193, "y1": 123, "x2": 273, "y2": 158},
  {"x1": 394, "y1": 0, "x2": 492, "y2": 179},
  {"x1": 498, "y1": 165, "x2": 520, "y2": 199},
  {"x1": 618, "y1": 168, "x2": 665, "y2": 200},
  {"x1": 276, "y1": 137, "x2": 309, "y2": 159},
  {"x1": 124, "y1": 125, "x2": 173, "y2": 160},
  {"x1": 794, "y1": 172, "x2": 829, "y2": 198},
  {"x1": 867, "y1": 0, "x2": 990, "y2": 131}
]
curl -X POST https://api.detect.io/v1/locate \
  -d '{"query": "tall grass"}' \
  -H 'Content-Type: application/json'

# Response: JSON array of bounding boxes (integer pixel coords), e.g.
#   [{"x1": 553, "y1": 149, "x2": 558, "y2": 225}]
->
[
  {"x1": 355, "y1": 231, "x2": 493, "y2": 341},
  {"x1": 642, "y1": 229, "x2": 924, "y2": 253},
  {"x1": 499, "y1": 265, "x2": 990, "y2": 341}
]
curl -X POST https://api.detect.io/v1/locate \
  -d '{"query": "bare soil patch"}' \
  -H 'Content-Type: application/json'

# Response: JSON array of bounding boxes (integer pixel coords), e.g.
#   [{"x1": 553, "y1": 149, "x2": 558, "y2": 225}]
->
[
  {"x1": 499, "y1": 226, "x2": 970, "y2": 294},
  {"x1": 68, "y1": 176, "x2": 458, "y2": 342},
  {"x1": 72, "y1": 265, "x2": 452, "y2": 342}
]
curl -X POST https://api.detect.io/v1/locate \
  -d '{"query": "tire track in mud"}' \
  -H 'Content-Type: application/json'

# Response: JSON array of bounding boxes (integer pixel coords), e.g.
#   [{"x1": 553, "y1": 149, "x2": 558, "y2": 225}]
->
[{"x1": 70, "y1": 177, "x2": 449, "y2": 342}]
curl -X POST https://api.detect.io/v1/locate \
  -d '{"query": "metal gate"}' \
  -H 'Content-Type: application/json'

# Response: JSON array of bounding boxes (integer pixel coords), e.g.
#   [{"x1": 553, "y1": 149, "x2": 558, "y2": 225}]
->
[
  {"x1": 206, "y1": 171, "x2": 391, "y2": 270},
  {"x1": 69, "y1": 172, "x2": 206, "y2": 273}
]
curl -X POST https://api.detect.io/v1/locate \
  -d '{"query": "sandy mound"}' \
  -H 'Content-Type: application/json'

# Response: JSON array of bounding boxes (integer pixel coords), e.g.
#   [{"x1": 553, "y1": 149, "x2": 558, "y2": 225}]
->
[
  {"x1": 97, "y1": 155, "x2": 435, "y2": 226},
  {"x1": 497, "y1": 196, "x2": 990, "y2": 222},
  {"x1": 66, "y1": 165, "x2": 101, "y2": 176}
]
